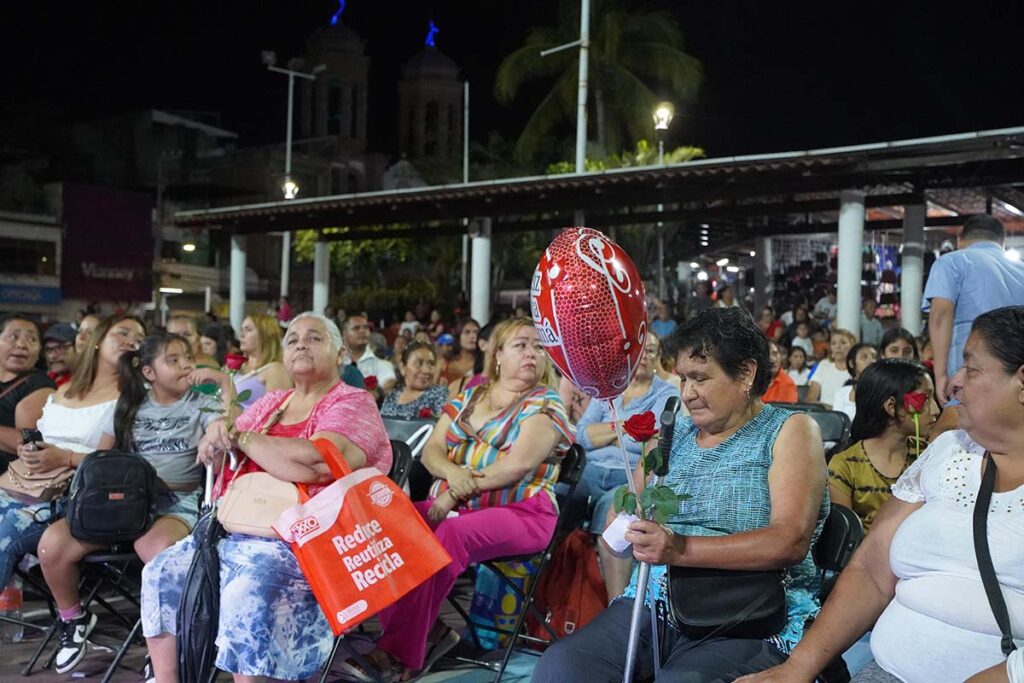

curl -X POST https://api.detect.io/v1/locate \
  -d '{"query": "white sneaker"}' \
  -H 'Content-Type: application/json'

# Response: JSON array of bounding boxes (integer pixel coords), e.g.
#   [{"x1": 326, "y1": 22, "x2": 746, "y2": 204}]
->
[{"x1": 54, "y1": 610, "x2": 97, "y2": 674}]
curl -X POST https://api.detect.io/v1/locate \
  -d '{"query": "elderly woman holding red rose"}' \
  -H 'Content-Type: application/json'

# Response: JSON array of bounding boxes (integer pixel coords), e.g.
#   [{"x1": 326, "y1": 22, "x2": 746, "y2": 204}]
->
[
  {"x1": 570, "y1": 330, "x2": 679, "y2": 596},
  {"x1": 379, "y1": 341, "x2": 449, "y2": 420}
]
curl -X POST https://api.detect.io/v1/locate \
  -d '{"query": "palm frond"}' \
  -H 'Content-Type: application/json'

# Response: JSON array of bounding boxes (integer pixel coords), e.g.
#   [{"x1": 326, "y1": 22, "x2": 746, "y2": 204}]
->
[
  {"x1": 513, "y1": 71, "x2": 578, "y2": 163},
  {"x1": 618, "y1": 42, "x2": 703, "y2": 97},
  {"x1": 494, "y1": 27, "x2": 572, "y2": 102},
  {"x1": 621, "y1": 10, "x2": 688, "y2": 50}
]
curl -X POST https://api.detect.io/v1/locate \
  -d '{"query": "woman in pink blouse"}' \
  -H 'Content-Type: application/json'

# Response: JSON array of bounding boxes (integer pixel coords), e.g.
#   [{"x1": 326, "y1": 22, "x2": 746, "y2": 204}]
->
[{"x1": 141, "y1": 313, "x2": 391, "y2": 683}]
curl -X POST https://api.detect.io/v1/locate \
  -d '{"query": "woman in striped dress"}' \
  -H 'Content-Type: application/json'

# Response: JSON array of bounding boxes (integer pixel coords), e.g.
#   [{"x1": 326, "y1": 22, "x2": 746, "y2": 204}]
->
[{"x1": 358, "y1": 317, "x2": 574, "y2": 681}]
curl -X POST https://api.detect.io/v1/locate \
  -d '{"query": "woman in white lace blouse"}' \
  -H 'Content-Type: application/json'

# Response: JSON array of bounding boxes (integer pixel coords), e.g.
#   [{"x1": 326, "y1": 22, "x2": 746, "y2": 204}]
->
[{"x1": 742, "y1": 305, "x2": 1024, "y2": 683}]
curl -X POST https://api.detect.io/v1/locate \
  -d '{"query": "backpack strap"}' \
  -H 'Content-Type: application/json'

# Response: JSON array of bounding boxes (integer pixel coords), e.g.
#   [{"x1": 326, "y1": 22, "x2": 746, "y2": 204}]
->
[{"x1": 973, "y1": 452, "x2": 1017, "y2": 657}]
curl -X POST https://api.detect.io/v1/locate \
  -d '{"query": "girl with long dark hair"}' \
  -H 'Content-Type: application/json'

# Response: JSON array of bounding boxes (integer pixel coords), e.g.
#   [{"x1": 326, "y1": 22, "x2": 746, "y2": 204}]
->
[
  {"x1": 36, "y1": 332, "x2": 233, "y2": 674},
  {"x1": 827, "y1": 359, "x2": 938, "y2": 531}
]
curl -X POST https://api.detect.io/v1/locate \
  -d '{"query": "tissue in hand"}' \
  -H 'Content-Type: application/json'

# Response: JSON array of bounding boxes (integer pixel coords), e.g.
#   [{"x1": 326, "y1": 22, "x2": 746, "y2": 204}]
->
[{"x1": 602, "y1": 512, "x2": 640, "y2": 554}]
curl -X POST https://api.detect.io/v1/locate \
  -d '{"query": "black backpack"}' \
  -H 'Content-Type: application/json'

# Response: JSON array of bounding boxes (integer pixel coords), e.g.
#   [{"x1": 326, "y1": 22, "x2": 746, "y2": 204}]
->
[{"x1": 66, "y1": 450, "x2": 159, "y2": 543}]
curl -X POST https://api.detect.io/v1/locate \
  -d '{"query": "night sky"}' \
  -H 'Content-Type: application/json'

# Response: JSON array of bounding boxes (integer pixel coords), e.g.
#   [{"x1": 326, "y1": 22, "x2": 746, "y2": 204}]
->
[{"x1": 3, "y1": 0, "x2": 1023, "y2": 161}]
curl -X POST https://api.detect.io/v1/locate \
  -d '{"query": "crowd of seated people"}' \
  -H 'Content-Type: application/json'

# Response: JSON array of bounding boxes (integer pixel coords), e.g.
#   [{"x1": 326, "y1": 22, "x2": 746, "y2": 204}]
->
[{"x1": 3, "y1": 294, "x2": 1019, "y2": 683}]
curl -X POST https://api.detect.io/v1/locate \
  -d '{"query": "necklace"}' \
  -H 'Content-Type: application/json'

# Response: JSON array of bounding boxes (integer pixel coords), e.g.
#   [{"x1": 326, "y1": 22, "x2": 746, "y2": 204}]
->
[{"x1": 485, "y1": 386, "x2": 524, "y2": 412}]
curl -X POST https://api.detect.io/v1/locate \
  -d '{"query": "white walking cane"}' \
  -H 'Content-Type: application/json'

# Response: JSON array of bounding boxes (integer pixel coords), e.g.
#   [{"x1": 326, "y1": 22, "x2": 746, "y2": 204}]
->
[
  {"x1": 622, "y1": 396, "x2": 679, "y2": 683},
  {"x1": 203, "y1": 463, "x2": 215, "y2": 508}
]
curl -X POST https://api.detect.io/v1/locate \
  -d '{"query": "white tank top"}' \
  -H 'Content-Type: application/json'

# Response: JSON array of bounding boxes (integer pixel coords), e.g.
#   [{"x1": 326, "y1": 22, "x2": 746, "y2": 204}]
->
[{"x1": 36, "y1": 395, "x2": 117, "y2": 453}]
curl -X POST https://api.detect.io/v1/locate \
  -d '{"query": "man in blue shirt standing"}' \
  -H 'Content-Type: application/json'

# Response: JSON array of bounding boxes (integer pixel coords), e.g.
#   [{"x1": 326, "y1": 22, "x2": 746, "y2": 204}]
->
[
  {"x1": 650, "y1": 299, "x2": 677, "y2": 338},
  {"x1": 923, "y1": 214, "x2": 1024, "y2": 401}
]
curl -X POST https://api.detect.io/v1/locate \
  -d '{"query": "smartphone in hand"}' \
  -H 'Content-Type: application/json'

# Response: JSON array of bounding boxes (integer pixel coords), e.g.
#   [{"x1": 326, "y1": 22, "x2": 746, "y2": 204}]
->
[{"x1": 20, "y1": 428, "x2": 43, "y2": 446}]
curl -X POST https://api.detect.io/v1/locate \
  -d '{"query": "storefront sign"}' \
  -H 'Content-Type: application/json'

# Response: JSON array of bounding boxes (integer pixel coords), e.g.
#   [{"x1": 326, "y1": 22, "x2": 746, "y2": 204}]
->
[
  {"x1": 61, "y1": 184, "x2": 154, "y2": 301},
  {"x1": 0, "y1": 284, "x2": 62, "y2": 306}
]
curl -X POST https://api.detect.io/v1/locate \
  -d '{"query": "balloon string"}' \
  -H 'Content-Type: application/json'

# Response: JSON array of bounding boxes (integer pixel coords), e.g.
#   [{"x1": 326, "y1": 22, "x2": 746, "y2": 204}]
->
[{"x1": 608, "y1": 400, "x2": 640, "y2": 498}]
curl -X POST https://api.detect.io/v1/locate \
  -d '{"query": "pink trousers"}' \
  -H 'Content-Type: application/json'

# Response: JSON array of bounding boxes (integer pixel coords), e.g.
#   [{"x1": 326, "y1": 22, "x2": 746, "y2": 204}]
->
[{"x1": 377, "y1": 494, "x2": 558, "y2": 670}]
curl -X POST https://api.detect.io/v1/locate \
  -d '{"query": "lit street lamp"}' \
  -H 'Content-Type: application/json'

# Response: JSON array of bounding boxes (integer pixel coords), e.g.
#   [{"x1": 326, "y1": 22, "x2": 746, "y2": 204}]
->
[
  {"x1": 652, "y1": 101, "x2": 675, "y2": 301},
  {"x1": 262, "y1": 51, "x2": 325, "y2": 296},
  {"x1": 653, "y1": 101, "x2": 674, "y2": 165}
]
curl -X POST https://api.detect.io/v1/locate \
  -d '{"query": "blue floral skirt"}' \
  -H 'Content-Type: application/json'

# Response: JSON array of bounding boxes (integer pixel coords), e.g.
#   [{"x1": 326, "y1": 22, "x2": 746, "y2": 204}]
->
[{"x1": 141, "y1": 531, "x2": 332, "y2": 680}]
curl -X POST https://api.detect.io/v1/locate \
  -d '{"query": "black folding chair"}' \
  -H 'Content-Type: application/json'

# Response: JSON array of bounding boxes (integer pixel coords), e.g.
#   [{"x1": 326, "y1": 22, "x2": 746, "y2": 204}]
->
[
  {"x1": 387, "y1": 440, "x2": 414, "y2": 490},
  {"x1": 807, "y1": 410, "x2": 852, "y2": 458},
  {"x1": 21, "y1": 549, "x2": 145, "y2": 682},
  {"x1": 444, "y1": 444, "x2": 587, "y2": 681},
  {"x1": 770, "y1": 401, "x2": 829, "y2": 413},
  {"x1": 796, "y1": 384, "x2": 811, "y2": 403},
  {"x1": 810, "y1": 503, "x2": 864, "y2": 683},
  {"x1": 812, "y1": 503, "x2": 864, "y2": 602},
  {"x1": 0, "y1": 562, "x2": 56, "y2": 638},
  {"x1": 379, "y1": 417, "x2": 435, "y2": 459},
  {"x1": 380, "y1": 417, "x2": 436, "y2": 500}
]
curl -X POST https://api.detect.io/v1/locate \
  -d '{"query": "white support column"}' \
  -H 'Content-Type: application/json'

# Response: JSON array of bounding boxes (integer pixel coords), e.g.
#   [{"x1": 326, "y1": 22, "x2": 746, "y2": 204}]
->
[
  {"x1": 230, "y1": 235, "x2": 247, "y2": 334},
  {"x1": 754, "y1": 236, "x2": 773, "y2": 314},
  {"x1": 837, "y1": 189, "x2": 866, "y2": 336},
  {"x1": 900, "y1": 204, "x2": 926, "y2": 336},
  {"x1": 312, "y1": 238, "x2": 330, "y2": 315},
  {"x1": 471, "y1": 219, "x2": 492, "y2": 325},
  {"x1": 280, "y1": 231, "x2": 291, "y2": 297}
]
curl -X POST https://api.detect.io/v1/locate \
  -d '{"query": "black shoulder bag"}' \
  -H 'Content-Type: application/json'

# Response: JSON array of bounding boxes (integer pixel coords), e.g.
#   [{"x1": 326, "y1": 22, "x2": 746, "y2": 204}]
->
[
  {"x1": 667, "y1": 565, "x2": 787, "y2": 639},
  {"x1": 974, "y1": 452, "x2": 1017, "y2": 657}
]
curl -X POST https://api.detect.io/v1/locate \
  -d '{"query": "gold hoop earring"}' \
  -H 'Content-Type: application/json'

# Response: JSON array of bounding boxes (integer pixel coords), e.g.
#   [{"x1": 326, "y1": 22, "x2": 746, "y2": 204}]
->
[{"x1": 496, "y1": 361, "x2": 501, "y2": 376}]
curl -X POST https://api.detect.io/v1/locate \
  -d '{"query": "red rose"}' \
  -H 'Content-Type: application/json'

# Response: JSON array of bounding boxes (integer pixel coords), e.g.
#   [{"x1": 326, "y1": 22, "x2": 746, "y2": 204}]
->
[
  {"x1": 364, "y1": 375, "x2": 379, "y2": 391},
  {"x1": 623, "y1": 411, "x2": 658, "y2": 442},
  {"x1": 903, "y1": 391, "x2": 927, "y2": 414},
  {"x1": 418, "y1": 407, "x2": 435, "y2": 419},
  {"x1": 224, "y1": 353, "x2": 246, "y2": 372}
]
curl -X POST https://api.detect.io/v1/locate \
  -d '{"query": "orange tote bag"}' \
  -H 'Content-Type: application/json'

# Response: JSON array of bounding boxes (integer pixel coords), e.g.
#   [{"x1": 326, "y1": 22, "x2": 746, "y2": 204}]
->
[{"x1": 274, "y1": 439, "x2": 452, "y2": 635}]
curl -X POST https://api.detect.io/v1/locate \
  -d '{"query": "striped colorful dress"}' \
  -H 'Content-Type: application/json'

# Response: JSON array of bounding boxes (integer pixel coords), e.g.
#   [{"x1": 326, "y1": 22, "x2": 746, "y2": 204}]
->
[{"x1": 429, "y1": 384, "x2": 573, "y2": 509}]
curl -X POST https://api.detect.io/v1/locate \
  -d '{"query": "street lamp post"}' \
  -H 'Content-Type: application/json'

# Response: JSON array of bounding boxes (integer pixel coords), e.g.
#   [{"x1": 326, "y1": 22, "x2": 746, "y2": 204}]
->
[
  {"x1": 262, "y1": 51, "x2": 325, "y2": 298},
  {"x1": 653, "y1": 101, "x2": 674, "y2": 165},
  {"x1": 652, "y1": 102, "x2": 674, "y2": 299}
]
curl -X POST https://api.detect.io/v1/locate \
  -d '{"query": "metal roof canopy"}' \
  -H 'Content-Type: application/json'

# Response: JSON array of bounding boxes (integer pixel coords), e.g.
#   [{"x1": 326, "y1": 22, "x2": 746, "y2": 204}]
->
[{"x1": 173, "y1": 127, "x2": 1024, "y2": 243}]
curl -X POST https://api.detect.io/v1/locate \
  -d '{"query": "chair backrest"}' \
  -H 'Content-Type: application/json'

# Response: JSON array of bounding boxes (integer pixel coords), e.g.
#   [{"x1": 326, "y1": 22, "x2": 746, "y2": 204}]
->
[
  {"x1": 553, "y1": 445, "x2": 587, "y2": 538},
  {"x1": 812, "y1": 503, "x2": 864, "y2": 574},
  {"x1": 380, "y1": 416, "x2": 436, "y2": 458},
  {"x1": 769, "y1": 402, "x2": 828, "y2": 413},
  {"x1": 796, "y1": 384, "x2": 811, "y2": 403},
  {"x1": 808, "y1": 410, "x2": 851, "y2": 448},
  {"x1": 557, "y1": 444, "x2": 586, "y2": 487},
  {"x1": 388, "y1": 440, "x2": 414, "y2": 488}
]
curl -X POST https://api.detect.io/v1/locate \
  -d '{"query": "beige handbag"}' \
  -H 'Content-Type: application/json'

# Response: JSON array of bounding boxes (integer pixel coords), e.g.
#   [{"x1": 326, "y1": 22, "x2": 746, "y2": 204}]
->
[
  {"x1": 216, "y1": 394, "x2": 299, "y2": 538},
  {"x1": 0, "y1": 459, "x2": 74, "y2": 503},
  {"x1": 217, "y1": 471, "x2": 300, "y2": 537}
]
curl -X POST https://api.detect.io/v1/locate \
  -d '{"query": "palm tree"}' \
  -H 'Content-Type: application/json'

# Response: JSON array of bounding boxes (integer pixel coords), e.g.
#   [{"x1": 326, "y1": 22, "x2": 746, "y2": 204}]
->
[{"x1": 495, "y1": 0, "x2": 702, "y2": 164}]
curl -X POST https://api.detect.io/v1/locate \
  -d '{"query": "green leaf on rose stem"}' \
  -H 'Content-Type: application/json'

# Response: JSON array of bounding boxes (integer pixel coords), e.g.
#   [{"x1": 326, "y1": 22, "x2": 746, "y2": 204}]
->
[
  {"x1": 612, "y1": 485, "x2": 637, "y2": 516},
  {"x1": 612, "y1": 485, "x2": 629, "y2": 513},
  {"x1": 642, "y1": 447, "x2": 660, "y2": 476},
  {"x1": 235, "y1": 389, "x2": 252, "y2": 403},
  {"x1": 650, "y1": 485, "x2": 682, "y2": 525},
  {"x1": 623, "y1": 492, "x2": 638, "y2": 516},
  {"x1": 638, "y1": 487, "x2": 654, "y2": 517}
]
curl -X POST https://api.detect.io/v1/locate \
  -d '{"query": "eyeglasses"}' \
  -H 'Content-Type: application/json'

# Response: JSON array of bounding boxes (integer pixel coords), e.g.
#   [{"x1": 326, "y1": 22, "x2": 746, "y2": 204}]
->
[{"x1": 44, "y1": 343, "x2": 73, "y2": 354}]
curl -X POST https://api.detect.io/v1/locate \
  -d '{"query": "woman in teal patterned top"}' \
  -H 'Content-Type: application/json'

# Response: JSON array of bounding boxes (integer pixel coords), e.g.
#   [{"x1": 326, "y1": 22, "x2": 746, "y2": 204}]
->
[{"x1": 535, "y1": 307, "x2": 829, "y2": 682}]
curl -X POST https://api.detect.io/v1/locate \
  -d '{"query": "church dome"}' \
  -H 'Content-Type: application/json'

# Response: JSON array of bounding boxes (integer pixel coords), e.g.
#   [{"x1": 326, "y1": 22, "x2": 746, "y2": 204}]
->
[
  {"x1": 306, "y1": 23, "x2": 366, "y2": 55},
  {"x1": 401, "y1": 48, "x2": 459, "y2": 80}
]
